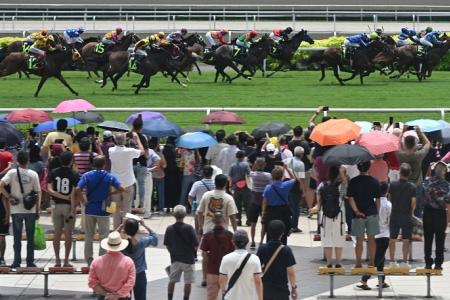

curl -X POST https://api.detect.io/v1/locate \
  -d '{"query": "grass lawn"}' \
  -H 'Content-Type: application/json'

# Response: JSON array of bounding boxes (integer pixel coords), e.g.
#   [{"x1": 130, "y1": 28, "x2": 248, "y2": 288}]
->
[{"x1": 0, "y1": 68, "x2": 449, "y2": 132}]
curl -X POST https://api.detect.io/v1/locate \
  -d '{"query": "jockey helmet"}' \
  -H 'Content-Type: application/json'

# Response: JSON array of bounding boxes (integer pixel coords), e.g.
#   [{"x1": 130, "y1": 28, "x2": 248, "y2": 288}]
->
[
  {"x1": 249, "y1": 30, "x2": 257, "y2": 38},
  {"x1": 116, "y1": 28, "x2": 123, "y2": 34},
  {"x1": 181, "y1": 28, "x2": 188, "y2": 35}
]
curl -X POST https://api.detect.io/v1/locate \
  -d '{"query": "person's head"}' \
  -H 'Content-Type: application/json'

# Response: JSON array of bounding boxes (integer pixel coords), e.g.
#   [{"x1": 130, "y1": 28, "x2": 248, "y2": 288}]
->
[
  {"x1": 56, "y1": 119, "x2": 68, "y2": 132},
  {"x1": 232, "y1": 229, "x2": 249, "y2": 249},
  {"x1": 294, "y1": 146, "x2": 304, "y2": 158},
  {"x1": 173, "y1": 205, "x2": 187, "y2": 221},
  {"x1": 215, "y1": 129, "x2": 226, "y2": 142},
  {"x1": 432, "y1": 161, "x2": 449, "y2": 178},
  {"x1": 114, "y1": 132, "x2": 126, "y2": 146},
  {"x1": 0, "y1": 138, "x2": 6, "y2": 150},
  {"x1": 271, "y1": 165, "x2": 284, "y2": 181},
  {"x1": 124, "y1": 218, "x2": 140, "y2": 237},
  {"x1": 399, "y1": 162, "x2": 412, "y2": 179},
  {"x1": 279, "y1": 135, "x2": 288, "y2": 146},
  {"x1": 328, "y1": 165, "x2": 340, "y2": 182},
  {"x1": 248, "y1": 30, "x2": 257, "y2": 38},
  {"x1": 247, "y1": 136, "x2": 255, "y2": 147},
  {"x1": 236, "y1": 150, "x2": 245, "y2": 161},
  {"x1": 132, "y1": 114, "x2": 144, "y2": 132},
  {"x1": 380, "y1": 182, "x2": 388, "y2": 197},
  {"x1": 100, "y1": 231, "x2": 128, "y2": 253},
  {"x1": 17, "y1": 151, "x2": 29, "y2": 167},
  {"x1": 28, "y1": 142, "x2": 41, "y2": 163},
  {"x1": 267, "y1": 220, "x2": 285, "y2": 241},
  {"x1": 103, "y1": 130, "x2": 113, "y2": 142},
  {"x1": 293, "y1": 126, "x2": 303, "y2": 138},
  {"x1": 202, "y1": 165, "x2": 213, "y2": 179},
  {"x1": 284, "y1": 26, "x2": 293, "y2": 34},
  {"x1": 59, "y1": 151, "x2": 73, "y2": 167},
  {"x1": 425, "y1": 26, "x2": 433, "y2": 33},
  {"x1": 215, "y1": 174, "x2": 228, "y2": 190},
  {"x1": 357, "y1": 161, "x2": 371, "y2": 173},
  {"x1": 226, "y1": 134, "x2": 237, "y2": 146},
  {"x1": 238, "y1": 132, "x2": 247, "y2": 144},
  {"x1": 157, "y1": 31, "x2": 165, "y2": 39},
  {"x1": 86, "y1": 126, "x2": 95, "y2": 136},
  {"x1": 79, "y1": 137, "x2": 91, "y2": 152},
  {"x1": 404, "y1": 135, "x2": 417, "y2": 150},
  {"x1": 41, "y1": 28, "x2": 49, "y2": 36},
  {"x1": 93, "y1": 155, "x2": 106, "y2": 170},
  {"x1": 254, "y1": 157, "x2": 266, "y2": 171},
  {"x1": 221, "y1": 29, "x2": 229, "y2": 35},
  {"x1": 212, "y1": 212, "x2": 225, "y2": 227},
  {"x1": 116, "y1": 27, "x2": 123, "y2": 35}
]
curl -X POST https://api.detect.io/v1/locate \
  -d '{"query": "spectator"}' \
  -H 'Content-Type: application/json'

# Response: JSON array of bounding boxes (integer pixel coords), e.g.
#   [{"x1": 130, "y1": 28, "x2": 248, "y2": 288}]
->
[
  {"x1": 0, "y1": 138, "x2": 12, "y2": 266},
  {"x1": 0, "y1": 151, "x2": 41, "y2": 268},
  {"x1": 358, "y1": 182, "x2": 392, "y2": 290},
  {"x1": 178, "y1": 148, "x2": 197, "y2": 208},
  {"x1": 144, "y1": 140, "x2": 161, "y2": 218},
  {"x1": 278, "y1": 136, "x2": 293, "y2": 160},
  {"x1": 75, "y1": 156, "x2": 124, "y2": 266},
  {"x1": 257, "y1": 220, "x2": 297, "y2": 300},
  {"x1": 198, "y1": 174, "x2": 238, "y2": 236},
  {"x1": 263, "y1": 143, "x2": 282, "y2": 173},
  {"x1": 219, "y1": 229, "x2": 263, "y2": 300},
  {"x1": 248, "y1": 157, "x2": 272, "y2": 249},
  {"x1": 422, "y1": 161, "x2": 450, "y2": 270},
  {"x1": 151, "y1": 143, "x2": 166, "y2": 213},
  {"x1": 200, "y1": 212, "x2": 234, "y2": 300},
  {"x1": 47, "y1": 151, "x2": 78, "y2": 267},
  {"x1": 100, "y1": 131, "x2": 115, "y2": 172},
  {"x1": 388, "y1": 163, "x2": 416, "y2": 268},
  {"x1": 131, "y1": 115, "x2": 150, "y2": 212},
  {"x1": 317, "y1": 166, "x2": 347, "y2": 268},
  {"x1": 28, "y1": 142, "x2": 45, "y2": 176},
  {"x1": 369, "y1": 155, "x2": 389, "y2": 183},
  {"x1": 163, "y1": 144, "x2": 181, "y2": 208},
  {"x1": 164, "y1": 205, "x2": 199, "y2": 300},
  {"x1": 217, "y1": 134, "x2": 239, "y2": 176},
  {"x1": 74, "y1": 137, "x2": 97, "y2": 176},
  {"x1": 88, "y1": 231, "x2": 136, "y2": 300},
  {"x1": 42, "y1": 119, "x2": 72, "y2": 156},
  {"x1": 397, "y1": 127, "x2": 431, "y2": 217},
  {"x1": 120, "y1": 218, "x2": 158, "y2": 300},
  {"x1": 206, "y1": 130, "x2": 227, "y2": 166},
  {"x1": 347, "y1": 161, "x2": 381, "y2": 268},
  {"x1": 228, "y1": 150, "x2": 251, "y2": 227},
  {"x1": 86, "y1": 127, "x2": 103, "y2": 155}
]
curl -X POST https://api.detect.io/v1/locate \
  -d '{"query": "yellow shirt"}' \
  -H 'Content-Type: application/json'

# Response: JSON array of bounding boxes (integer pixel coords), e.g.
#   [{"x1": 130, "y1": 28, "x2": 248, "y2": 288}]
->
[{"x1": 42, "y1": 131, "x2": 73, "y2": 149}]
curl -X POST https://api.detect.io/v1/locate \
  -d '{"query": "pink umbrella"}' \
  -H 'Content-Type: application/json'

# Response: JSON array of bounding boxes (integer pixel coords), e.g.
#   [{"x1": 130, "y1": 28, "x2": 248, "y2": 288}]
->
[
  {"x1": 53, "y1": 99, "x2": 96, "y2": 114},
  {"x1": 202, "y1": 110, "x2": 244, "y2": 125},
  {"x1": 357, "y1": 131, "x2": 400, "y2": 156},
  {"x1": 6, "y1": 109, "x2": 52, "y2": 123}
]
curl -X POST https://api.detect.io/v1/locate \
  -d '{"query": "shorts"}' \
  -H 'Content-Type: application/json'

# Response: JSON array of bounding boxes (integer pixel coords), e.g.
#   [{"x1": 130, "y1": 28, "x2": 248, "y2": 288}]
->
[
  {"x1": 389, "y1": 217, "x2": 413, "y2": 240},
  {"x1": 247, "y1": 203, "x2": 261, "y2": 223},
  {"x1": 168, "y1": 261, "x2": 195, "y2": 284},
  {"x1": 52, "y1": 204, "x2": 75, "y2": 232},
  {"x1": 351, "y1": 215, "x2": 379, "y2": 237},
  {"x1": 304, "y1": 169, "x2": 312, "y2": 190},
  {"x1": 0, "y1": 195, "x2": 9, "y2": 235}
]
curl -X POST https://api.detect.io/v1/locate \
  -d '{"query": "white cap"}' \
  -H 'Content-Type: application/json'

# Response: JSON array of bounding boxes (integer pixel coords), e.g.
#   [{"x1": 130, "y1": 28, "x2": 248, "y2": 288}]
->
[
  {"x1": 103, "y1": 130, "x2": 113, "y2": 138},
  {"x1": 266, "y1": 143, "x2": 276, "y2": 152}
]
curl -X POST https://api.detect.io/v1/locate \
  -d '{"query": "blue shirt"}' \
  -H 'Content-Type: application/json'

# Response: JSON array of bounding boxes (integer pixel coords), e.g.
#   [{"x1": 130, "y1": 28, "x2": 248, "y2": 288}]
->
[
  {"x1": 123, "y1": 233, "x2": 158, "y2": 273},
  {"x1": 424, "y1": 32, "x2": 444, "y2": 45},
  {"x1": 64, "y1": 29, "x2": 81, "y2": 38},
  {"x1": 347, "y1": 34, "x2": 369, "y2": 47},
  {"x1": 262, "y1": 179, "x2": 295, "y2": 206},
  {"x1": 77, "y1": 170, "x2": 120, "y2": 216}
]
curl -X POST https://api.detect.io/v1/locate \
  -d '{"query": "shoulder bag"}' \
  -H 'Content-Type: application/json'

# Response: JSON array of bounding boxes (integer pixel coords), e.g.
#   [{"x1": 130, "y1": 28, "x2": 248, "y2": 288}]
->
[
  {"x1": 222, "y1": 253, "x2": 252, "y2": 300},
  {"x1": 17, "y1": 167, "x2": 37, "y2": 210},
  {"x1": 262, "y1": 244, "x2": 284, "y2": 277}
]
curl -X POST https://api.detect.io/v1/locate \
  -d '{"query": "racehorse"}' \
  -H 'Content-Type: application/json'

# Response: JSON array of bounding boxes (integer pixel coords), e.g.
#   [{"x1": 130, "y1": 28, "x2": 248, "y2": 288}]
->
[
  {"x1": 171, "y1": 33, "x2": 206, "y2": 81},
  {"x1": 418, "y1": 34, "x2": 450, "y2": 80}
]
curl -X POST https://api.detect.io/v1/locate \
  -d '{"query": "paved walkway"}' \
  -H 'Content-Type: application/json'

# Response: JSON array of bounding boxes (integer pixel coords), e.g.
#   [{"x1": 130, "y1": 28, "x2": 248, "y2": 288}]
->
[{"x1": 0, "y1": 213, "x2": 449, "y2": 299}]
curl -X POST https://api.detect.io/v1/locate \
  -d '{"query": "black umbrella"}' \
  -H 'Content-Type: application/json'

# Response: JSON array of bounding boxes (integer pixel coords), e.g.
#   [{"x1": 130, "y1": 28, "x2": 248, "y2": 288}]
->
[
  {"x1": 252, "y1": 122, "x2": 291, "y2": 139},
  {"x1": 322, "y1": 144, "x2": 374, "y2": 166},
  {"x1": 0, "y1": 123, "x2": 23, "y2": 149},
  {"x1": 74, "y1": 112, "x2": 104, "y2": 124},
  {"x1": 97, "y1": 121, "x2": 130, "y2": 132}
]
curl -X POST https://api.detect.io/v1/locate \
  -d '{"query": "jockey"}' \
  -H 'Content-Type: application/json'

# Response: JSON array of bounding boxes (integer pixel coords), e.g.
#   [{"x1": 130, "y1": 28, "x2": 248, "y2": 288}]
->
[
  {"x1": 148, "y1": 32, "x2": 169, "y2": 47},
  {"x1": 344, "y1": 33, "x2": 371, "y2": 48},
  {"x1": 28, "y1": 34, "x2": 55, "y2": 58},
  {"x1": 397, "y1": 28, "x2": 417, "y2": 47},
  {"x1": 205, "y1": 29, "x2": 228, "y2": 48},
  {"x1": 102, "y1": 28, "x2": 124, "y2": 45},
  {"x1": 26, "y1": 29, "x2": 49, "y2": 44},
  {"x1": 167, "y1": 28, "x2": 188, "y2": 43},
  {"x1": 63, "y1": 27, "x2": 85, "y2": 45},
  {"x1": 269, "y1": 27, "x2": 293, "y2": 43},
  {"x1": 236, "y1": 30, "x2": 258, "y2": 49},
  {"x1": 420, "y1": 30, "x2": 445, "y2": 49}
]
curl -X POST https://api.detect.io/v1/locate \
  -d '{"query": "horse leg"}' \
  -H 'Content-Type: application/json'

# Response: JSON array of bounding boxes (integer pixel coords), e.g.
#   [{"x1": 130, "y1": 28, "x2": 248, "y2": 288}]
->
[
  {"x1": 17, "y1": 71, "x2": 22, "y2": 79},
  {"x1": 100, "y1": 71, "x2": 108, "y2": 88},
  {"x1": 134, "y1": 75, "x2": 148, "y2": 94},
  {"x1": 360, "y1": 72, "x2": 364, "y2": 85},
  {"x1": 193, "y1": 62, "x2": 202, "y2": 75},
  {"x1": 266, "y1": 63, "x2": 283, "y2": 78},
  {"x1": 55, "y1": 73, "x2": 79, "y2": 96},
  {"x1": 214, "y1": 69, "x2": 220, "y2": 83},
  {"x1": 342, "y1": 71, "x2": 358, "y2": 82},
  {"x1": 167, "y1": 70, "x2": 187, "y2": 88},
  {"x1": 34, "y1": 76, "x2": 48, "y2": 97},
  {"x1": 319, "y1": 63, "x2": 326, "y2": 81},
  {"x1": 332, "y1": 65, "x2": 344, "y2": 86}
]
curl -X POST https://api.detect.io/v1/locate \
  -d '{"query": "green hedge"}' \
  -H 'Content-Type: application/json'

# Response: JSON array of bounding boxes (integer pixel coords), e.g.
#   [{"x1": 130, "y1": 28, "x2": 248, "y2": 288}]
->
[{"x1": 266, "y1": 35, "x2": 450, "y2": 71}]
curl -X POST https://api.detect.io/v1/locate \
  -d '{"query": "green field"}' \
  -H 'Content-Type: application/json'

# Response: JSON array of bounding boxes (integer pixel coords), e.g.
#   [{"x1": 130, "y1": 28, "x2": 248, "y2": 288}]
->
[{"x1": 1, "y1": 68, "x2": 449, "y2": 132}]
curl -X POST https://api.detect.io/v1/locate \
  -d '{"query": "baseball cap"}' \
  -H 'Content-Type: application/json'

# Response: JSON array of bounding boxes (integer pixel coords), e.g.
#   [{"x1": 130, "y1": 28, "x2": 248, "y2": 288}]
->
[
  {"x1": 103, "y1": 130, "x2": 113, "y2": 138},
  {"x1": 266, "y1": 143, "x2": 276, "y2": 152}
]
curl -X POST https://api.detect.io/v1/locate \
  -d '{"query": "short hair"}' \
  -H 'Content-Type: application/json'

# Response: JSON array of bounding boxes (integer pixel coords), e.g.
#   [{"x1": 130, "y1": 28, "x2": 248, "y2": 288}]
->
[
  {"x1": 212, "y1": 212, "x2": 224, "y2": 225},
  {"x1": 399, "y1": 162, "x2": 412, "y2": 178},
  {"x1": 271, "y1": 166, "x2": 284, "y2": 181},
  {"x1": 114, "y1": 133, "x2": 126, "y2": 145},
  {"x1": 225, "y1": 134, "x2": 237, "y2": 146},
  {"x1": 254, "y1": 157, "x2": 266, "y2": 171},
  {"x1": 17, "y1": 151, "x2": 29, "y2": 165},
  {"x1": 328, "y1": 165, "x2": 340, "y2": 181},
  {"x1": 380, "y1": 182, "x2": 389, "y2": 196},
  {"x1": 124, "y1": 218, "x2": 139, "y2": 237},
  {"x1": 232, "y1": 229, "x2": 249, "y2": 249},
  {"x1": 267, "y1": 220, "x2": 285, "y2": 241},
  {"x1": 86, "y1": 126, "x2": 96, "y2": 136},
  {"x1": 0, "y1": 138, "x2": 6, "y2": 149},
  {"x1": 93, "y1": 155, "x2": 106, "y2": 169},
  {"x1": 173, "y1": 205, "x2": 186, "y2": 219},
  {"x1": 79, "y1": 137, "x2": 91, "y2": 152},
  {"x1": 202, "y1": 165, "x2": 213, "y2": 178},
  {"x1": 215, "y1": 130, "x2": 226, "y2": 142},
  {"x1": 59, "y1": 151, "x2": 73, "y2": 166},
  {"x1": 56, "y1": 119, "x2": 68, "y2": 131},
  {"x1": 404, "y1": 136, "x2": 417, "y2": 150},
  {"x1": 238, "y1": 132, "x2": 247, "y2": 143},
  {"x1": 294, "y1": 146, "x2": 304, "y2": 157},
  {"x1": 293, "y1": 126, "x2": 303, "y2": 137},
  {"x1": 132, "y1": 114, "x2": 144, "y2": 131},
  {"x1": 236, "y1": 150, "x2": 246, "y2": 159},
  {"x1": 357, "y1": 161, "x2": 371, "y2": 173},
  {"x1": 215, "y1": 174, "x2": 228, "y2": 189}
]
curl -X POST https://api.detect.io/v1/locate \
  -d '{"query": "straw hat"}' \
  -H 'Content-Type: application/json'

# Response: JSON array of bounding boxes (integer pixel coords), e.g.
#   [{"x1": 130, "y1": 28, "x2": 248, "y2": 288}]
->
[{"x1": 100, "y1": 231, "x2": 129, "y2": 252}]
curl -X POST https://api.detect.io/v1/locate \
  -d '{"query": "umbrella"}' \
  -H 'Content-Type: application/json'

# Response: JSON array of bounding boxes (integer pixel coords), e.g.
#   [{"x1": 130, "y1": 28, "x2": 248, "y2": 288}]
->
[
  {"x1": 182, "y1": 127, "x2": 214, "y2": 135},
  {"x1": 405, "y1": 119, "x2": 445, "y2": 133},
  {"x1": 5, "y1": 109, "x2": 52, "y2": 123},
  {"x1": 97, "y1": 121, "x2": 130, "y2": 132},
  {"x1": 0, "y1": 123, "x2": 23, "y2": 148},
  {"x1": 74, "y1": 112, "x2": 104, "y2": 124},
  {"x1": 357, "y1": 131, "x2": 400, "y2": 155},
  {"x1": 142, "y1": 119, "x2": 182, "y2": 137},
  {"x1": 310, "y1": 119, "x2": 361, "y2": 146},
  {"x1": 322, "y1": 144, "x2": 374, "y2": 166},
  {"x1": 354, "y1": 121, "x2": 373, "y2": 134},
  {"x1": 252, "y1": 122, "x2": 291, "y2": 139},
  {"x1": 177, "y1": 132, "x2": 218, "y2": 149},
  {"x1": 438, "y1": 120, "x2": 450, "y2": 144},
  {"x1": 202, "y1": 110, "x2": 244, "y2": 125},
  {"x1": 53, "y1": 99, "x2": 96, "y2": 113},
  {"x1": 34, "y1": 118, "x2": 80, "y2": 133},
  {"x1": 0, "y1": 114, "x2": 9, "y2": 123},
  {"x1": 126, "y1": 111, "x2": 166, "y2": 124}
]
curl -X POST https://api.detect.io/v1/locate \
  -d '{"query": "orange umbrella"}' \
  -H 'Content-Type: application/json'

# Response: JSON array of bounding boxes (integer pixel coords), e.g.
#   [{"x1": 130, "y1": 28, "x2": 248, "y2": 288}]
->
[{"x1": 310, "y1": 119, "x2": 361, "y2": 146}]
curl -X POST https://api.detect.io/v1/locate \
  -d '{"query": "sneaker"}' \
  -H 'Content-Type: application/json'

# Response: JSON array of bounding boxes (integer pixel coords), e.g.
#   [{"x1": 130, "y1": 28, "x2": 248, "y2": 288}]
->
[
  {"x1": 376, "y1": 283, "x2": 390, "y2": 288},
  {"x1": 250, "y1": 242, "x2": 256, "y2": 250},
  {"x1": 434, "y1": 266, "x2": 443, "y2": 271},
  {"x1": 143, "y1": 212, "x2": 152, "y2": 219},
  {"x1": 399, "y1": 262, "x2": 410, "y2": 269},
  {"x1": 10, "y1": 263, "x2": 20, "y2": 269},
  {"x1": 335, "y1": 264, "x2": 342, "y2": 268},
  {"x1": 26, "y1": 263, "x2": 37, "y2": 268},
  {"x1": 201, "y1": 280, "x2": 207, "y2": 287},
  {"x1": 290, "y1": 228, "x2": 303, "y2": 233},
  {"x1": 425, "y1": 265, "x2": 433, "y2": 269},
  {"x1": 326, "y1": 264, "x2": 333, "y2": 268},
  {"x1": 356, "y1": 283, "x2": 371, "y2": 290},
  {"x1": 389, "y1": 261, "x2": 399, "y2": 269}
]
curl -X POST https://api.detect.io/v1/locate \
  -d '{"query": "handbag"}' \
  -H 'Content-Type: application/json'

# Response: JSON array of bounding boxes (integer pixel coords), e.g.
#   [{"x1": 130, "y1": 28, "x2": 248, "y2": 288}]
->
[
  {"x1": 262, "y1": 244, "x2": 284, "y2": 277},
  {"x1": 17, "y1": 167, "x2": 37, "y2": 210},
  {"x1": 34, "y1": 221, "x2": 46, "y2": 250},
  {"x1": 222, "y1": 253, "x2": 251, "y2": 300}
]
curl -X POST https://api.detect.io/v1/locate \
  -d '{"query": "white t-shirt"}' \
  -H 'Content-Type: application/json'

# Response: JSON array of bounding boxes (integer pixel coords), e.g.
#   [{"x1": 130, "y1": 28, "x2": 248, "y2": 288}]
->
[
  {"x1": 109, "y1": 146, "x2": 141, "y2": 187},
  {"x1": 220, "y1": 249, "x2": 262, "y2": 300},
  {"x1": 198, "y1": 189, "x2": 238, "y2": 232},
  {"x1": 217, "y1": 145, "x2": 239, "y2": 175},
  {"x1": 283, "y1": 157, "x2": 305, "y2": 179},
  {"x1": 205, "y1": 142, "x2": 228, "y2": 166},
  {"x1": 1, "y1": 167, "x2": 41, "y2": 214},
  {"x1": 376, "y1": 197, "x2": 392, "y2": 239}
]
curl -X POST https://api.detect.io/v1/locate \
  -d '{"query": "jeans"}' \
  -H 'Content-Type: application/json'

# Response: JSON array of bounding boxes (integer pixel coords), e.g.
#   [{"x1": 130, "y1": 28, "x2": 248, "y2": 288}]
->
[
  {"x1": 179, "y1": 174, "x2": 194, "y2": 207},
  {"x1": 414, "y1": 185, "x2": 425, "y2": 218},
  {"x1": 288, "y1": 190, "x2": 301, "y2": 230},
  {"x1": 423, "y1": 206, "x2": 447, "y2": 268},
  {"x1": 133, "y1": 165, "x2": 148, "y2": 208},
  {"x1": 133, "y1": 271, "x2": 147, "y2": 300},
  {"x1": 12, "y1": 213, "x2": 36, "y2": 266},
  {"x1": 362, "y1": 237, "x2": 389, "y2": 283},
  {"x1": 233, "y1": 187, "x2": 251, "y2": 223},
  {"x1": 153, "y1": 177, "x2": 165, "y2": 211},
  {"x1": 84, "y1": 215, "x2": 110, "y2": 265}
]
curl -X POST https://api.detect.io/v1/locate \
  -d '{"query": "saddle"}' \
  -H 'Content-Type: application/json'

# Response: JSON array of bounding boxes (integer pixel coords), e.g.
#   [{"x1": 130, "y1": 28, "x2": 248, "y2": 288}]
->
[
  {"x1": 26, "y1": 55, "x2": 42, "y2": 70},
  {"x1": 94, "y1": 42, "x2": 111, "y2": 54},
  {"x1": 416, "y1": 45, "x2": 426, "y2": 59},
  {"x1": 233, "y1": 45, "x2": 247, "y2": 60}
]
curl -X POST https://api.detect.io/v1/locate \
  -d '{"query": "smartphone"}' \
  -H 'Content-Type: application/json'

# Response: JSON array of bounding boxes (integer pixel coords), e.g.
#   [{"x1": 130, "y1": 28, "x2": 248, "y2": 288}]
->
[
  {"x1": 373, "y1": 122, "x2": 381, "y2": 127},
  {"x1": 323, "y1": 106, "x2": 329, "y2": 112},
  {"x1": 389, "y1": 117, "x2": 394, "y2": 124}
]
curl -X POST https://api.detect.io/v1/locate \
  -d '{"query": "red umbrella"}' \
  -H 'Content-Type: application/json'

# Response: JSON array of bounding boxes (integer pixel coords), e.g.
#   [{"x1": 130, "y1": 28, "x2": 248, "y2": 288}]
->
[
  {"x1": 357, "y1": 131, "x2": 400, "y2": 155},
  {"x1": 6, "y1": 109, "x2": 52, "y2": 123},
  {"x1": 202, "y1": 111, "x2": 244, "y2": 125}
]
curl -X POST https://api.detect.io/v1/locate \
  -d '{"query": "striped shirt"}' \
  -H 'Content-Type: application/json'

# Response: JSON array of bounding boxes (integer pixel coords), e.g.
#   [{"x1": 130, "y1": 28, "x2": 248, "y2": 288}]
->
[
  {"x1": 249, "y1": 171, "x2": 272, "y2": 193},
  {"x1": 74, "y1": 151, "x2": 97, "y2": 176}
]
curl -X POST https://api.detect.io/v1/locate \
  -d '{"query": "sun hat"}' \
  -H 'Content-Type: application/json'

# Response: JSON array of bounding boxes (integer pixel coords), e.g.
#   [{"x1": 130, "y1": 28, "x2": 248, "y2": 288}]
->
[
  {"x1": 431, "y1": 161, "x2": 450, "y2": 172},
  {"x1": 100, "y1": 231, "x2": 129, "y2": 252}
]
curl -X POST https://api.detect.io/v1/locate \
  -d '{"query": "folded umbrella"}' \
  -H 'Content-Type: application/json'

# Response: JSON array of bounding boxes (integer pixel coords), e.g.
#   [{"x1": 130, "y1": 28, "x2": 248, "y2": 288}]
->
[
  {"x1": 0, "y1": 123, "x2": 23, "y2": 148},
  {"x1": 177, "y1": 132, "x2": 218, "y2": 149},
  {"x1": 252, "y1": 122, "x2": 291, "y2": 139},
  {"x1": 357, "y1": 131, "x2": 400, "y2": 156},
  {"x1": 126, "y1": 111, "x2": 166, "y2": 124},
  {"x1": 405, "y1": 119, "x2": 445, "y2": 133},
  {"x1": 202, "y1": 110, "x2": 244, "y2": 125},
  {"x1": 6, "y1": 109, "x2": 52, "y2": 123},
  {"x1": 74, "y1": 112, "x2": 104, "y2": 124},
  {"x1": 439, "y1": 120, "x2": 450, "y2": 144},
  {"x1": 53, "y1": 99, "x2": 96, "y2": 113},
  {"x1": 97, "y1": 121, "x2": 130, "y2": 132},
  {"x1": 322, "y1": 144, "x2": 374, "y2": 166},
  {"x1": 142, "y1": 119, "x2": 182, "y2": 137},
  {"x1": 310, "y1": 119, "x2": 361, "y2": 146},
  {"x1": 34, "y1": 118, "x2": 80, "y2": 133}
]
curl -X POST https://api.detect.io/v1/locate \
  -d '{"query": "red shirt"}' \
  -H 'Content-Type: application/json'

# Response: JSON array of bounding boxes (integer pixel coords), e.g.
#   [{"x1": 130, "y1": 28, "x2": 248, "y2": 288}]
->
[
  {"x1": 386, "y1": 151, "x2": 400, "y2": 170},
  {"x1": 0, "y1": 150, "x2": 13, "y2": 173},
  {"x1": 200, "y1": 227, "x2": 234, "y2": 275}
]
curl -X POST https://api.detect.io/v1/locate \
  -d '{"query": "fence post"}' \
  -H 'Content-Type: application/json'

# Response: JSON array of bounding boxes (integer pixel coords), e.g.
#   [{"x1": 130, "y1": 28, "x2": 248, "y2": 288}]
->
[
  {"x1": 172, "y1": 15, "x2": 175, "y2": 30},
  {"x1": 412, "y1": 14, "x2": 416, "y2": 31},
  {"x1": 125, "y1": 13, "x2": 128, "y2": 31},
  {"x1": 333, "y1": 14, "x2": 336, "y2": 36},
  {"x1": 245, "y1": 13, "x2": 248, "y2": 30},
  {"x1": 208, "y1": 13, "x2": 211, "y2": 30},
  {"x1": 292, "y1": 8, "x2": 295, "y2": 30},
  {"x1": 417, "y1": 15, "x2": 420, "y2": 30},
  {"x1": 12, "y1": 16, "x2": 15, "y2": 31},
  {"x1": 93, "y1": 15, "x2": 95, "y2": 31},
  {"x1": 132, "y1": 15, "x2": 135, "y2": 32},
  {"x1": 53, "y1": 16, "x2": 56, "y2": 31},
  {"x1": 167, "y1": 14, "x2": 170, "y2": 31},
  {"x1": 373, "y1": 14, "x2": 377, "y2": 30},
  {"x1": 213, "y1": 15, "x2": 216, "y2": 30},
  {"x1": 83, "y1": 12, "x2": 87, "y2": 29},
  {"x1": 253, "y1": 15, "x2": 256, "y2": 30},
  {"x1": 440, "y1": 109, "x2": 445, "y2": 120}
]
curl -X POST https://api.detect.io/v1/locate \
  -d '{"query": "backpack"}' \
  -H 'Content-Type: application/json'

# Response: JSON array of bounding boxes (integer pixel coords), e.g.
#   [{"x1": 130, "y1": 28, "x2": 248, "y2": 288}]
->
[{"x1": 320, "y1": 181, "x2": 341, "y2": 219}]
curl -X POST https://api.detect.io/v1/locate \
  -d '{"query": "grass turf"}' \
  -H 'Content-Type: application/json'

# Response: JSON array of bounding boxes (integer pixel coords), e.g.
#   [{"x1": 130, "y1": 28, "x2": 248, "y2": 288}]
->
[{"x1": 0, "y1": 68, "x2": 449, "y2": 132}]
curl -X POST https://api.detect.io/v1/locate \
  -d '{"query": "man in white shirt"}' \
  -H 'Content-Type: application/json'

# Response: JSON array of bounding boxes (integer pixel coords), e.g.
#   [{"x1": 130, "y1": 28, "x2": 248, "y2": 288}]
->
[
  {"x1": 109, "y1": 133, "x2": 143, "y2": 228},
  {"x1": 217, "y1": 135, "x2": 239, "y2": 176},
  {"x1": 206, "y1": 130, "x2": 228, "y2": 166},
  {"x1": 219, "y1": 230, "x2": 263, "y2": 300}
]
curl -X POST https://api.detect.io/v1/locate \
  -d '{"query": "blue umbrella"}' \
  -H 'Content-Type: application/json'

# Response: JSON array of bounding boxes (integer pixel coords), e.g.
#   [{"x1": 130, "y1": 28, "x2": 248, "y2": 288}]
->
[
  {"x1": 354, "y1": 121, "x2": 373, "y2": 134},
  {"x1": 34, "y1": 118, "x2": 80, "y2": 133},
  {"x1": 142, "y1": 119, "x2": 182, "y2": 137},
  {"x1": 177, "y1": 132, "x2": 218, "y2": 149},
  {"x1": 439, "y1": 120, "x2": 450, "y2": 144},
  {"x1": 405, "y1": 119, "x2": 445, "y2": 133}
]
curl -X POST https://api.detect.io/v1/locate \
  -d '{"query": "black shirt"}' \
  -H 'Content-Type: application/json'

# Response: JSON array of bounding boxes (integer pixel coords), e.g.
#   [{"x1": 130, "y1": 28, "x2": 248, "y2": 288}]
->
[
  {"x1": 389, "y1": 179, "x2": 416, "y2": 218},
  {"x1": 132, "y1": 132, "x2": 149, "y2": 166},
  {"x1": 256, "y1": 240, "x2": 296, "y2": 293},
  {"x1": 264, "y1": 153, "x2": 282, "y2": 173},
  {"x1": 347, "y1": 175, "x2": 381, "y2": 216},
  {"x1": 48, "y1": 166, "x2": 79, "y2": 205},
  {"x1": 164, "y1": 222, "x2": 199, "y2": 264}
]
